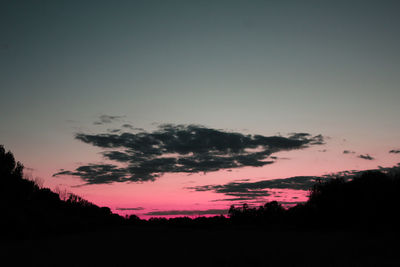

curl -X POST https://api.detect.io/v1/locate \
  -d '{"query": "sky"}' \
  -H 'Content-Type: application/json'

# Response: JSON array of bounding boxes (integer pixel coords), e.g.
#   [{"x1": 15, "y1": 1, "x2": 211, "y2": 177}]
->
[{"x1": 1, "y1": 0, "x2": 400, "y2": 219}]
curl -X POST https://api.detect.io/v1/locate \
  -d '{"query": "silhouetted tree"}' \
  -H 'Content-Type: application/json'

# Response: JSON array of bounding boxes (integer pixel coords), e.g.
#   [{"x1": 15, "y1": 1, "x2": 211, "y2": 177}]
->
[
  {"x1": 0, "y1": 145, "x2": 23, "y2": 180},
  {"x1": 3, "y1": 143, "x2": 400, "y2": 235},
  {"x1": 0, "y1": 145, "x2": 126, "y2": 238},
  {"x1": 305, "y1": 171, "x2": 400, "y2": 229}
]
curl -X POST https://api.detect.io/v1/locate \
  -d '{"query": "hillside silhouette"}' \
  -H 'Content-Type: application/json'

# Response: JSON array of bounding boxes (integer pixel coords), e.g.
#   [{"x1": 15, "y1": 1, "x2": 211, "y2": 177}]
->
[
  {"x1": 227, "y1": 170, "x2": 400, "y2": 230},
  {"x1": 2, "y1": 144, "x2": 400, "y2": 233},
  {"x1": 0, "y1": 145, "x2": 124, "y2": 238},
  {"x1": 2, "y1": 144, "x2": 400, "y2": 266}
]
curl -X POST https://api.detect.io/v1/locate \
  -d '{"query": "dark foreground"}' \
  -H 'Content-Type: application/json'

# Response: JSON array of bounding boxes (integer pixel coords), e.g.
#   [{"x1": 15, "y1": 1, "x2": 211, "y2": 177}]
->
[
  {"x1": 1, "y1": 226, "x2": 399, "y2": 267},
  {"x1": 2, "y1": 146, "x2": 400, "y2": 266}
]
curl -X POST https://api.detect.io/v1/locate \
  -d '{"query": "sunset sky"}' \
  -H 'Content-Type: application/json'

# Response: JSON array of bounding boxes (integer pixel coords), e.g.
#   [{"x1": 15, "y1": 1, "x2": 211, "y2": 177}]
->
[{"x1": 1, "y1": 0, "x2": 400, "y2": 218}]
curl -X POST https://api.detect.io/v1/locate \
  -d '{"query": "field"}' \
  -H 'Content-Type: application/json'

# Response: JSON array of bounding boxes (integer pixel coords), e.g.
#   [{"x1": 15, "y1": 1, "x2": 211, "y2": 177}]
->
[{"x1": 2, "y1": 226, "x2": 399, "y2": 266}]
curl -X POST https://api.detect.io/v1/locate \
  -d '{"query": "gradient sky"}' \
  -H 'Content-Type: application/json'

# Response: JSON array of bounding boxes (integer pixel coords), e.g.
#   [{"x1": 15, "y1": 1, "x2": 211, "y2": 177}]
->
[{"x1": 1, "y1": 0, "x2": 400, "y2": 218}]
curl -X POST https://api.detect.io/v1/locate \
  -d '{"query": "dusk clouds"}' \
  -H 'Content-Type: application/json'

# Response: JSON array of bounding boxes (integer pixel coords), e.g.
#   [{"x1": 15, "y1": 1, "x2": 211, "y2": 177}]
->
[
  {"x1": 358, "y1": 154, "x2": 375, "y2": 160},
  {"x1": 93, "y1": 115, "x2": 124, "y2": 125},
  {"x1": 185, "y1": 166, "x2": 400, "y2": 202},
  {"x1": 54, "y1": 124, "x2": 325, "y2": 184},
  {"x1": 186, "y1": 176, "x2": 322, "y2": 202},
  {"x1": 144, "y1": 209, "x2": 228, "y2": 216},
  {"x1": 343, "y1": 150, "x2": 376, "y2": 161}
]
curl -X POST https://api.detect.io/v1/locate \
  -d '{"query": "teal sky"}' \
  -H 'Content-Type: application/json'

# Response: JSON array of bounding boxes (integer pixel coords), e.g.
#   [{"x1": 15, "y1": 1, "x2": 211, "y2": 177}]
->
[{"x1": 1, "y1": 1, "x2": 400, "y2": 216}]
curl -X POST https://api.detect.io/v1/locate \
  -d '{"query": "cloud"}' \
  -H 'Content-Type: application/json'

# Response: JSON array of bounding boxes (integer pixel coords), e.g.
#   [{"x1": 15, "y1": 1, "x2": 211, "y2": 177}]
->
[
  {"x1": 121, "y1": 123, "x2": 134, "y2": 129},
  {"x1": 358, "y1": 154, "x2": 374, "y2": 160},
  {"x1": 186, "y1": 176, "x2": 325, "y2": 203},
  {"x1": 116, "y1": 207, "x2": 144, "y2": 211},
  {"x1": 144, "y1": 209, "x2": 228, "y2": 216},
  {"x1": 187, "y1": 176, "x2": 322, "y2": 201},
  {"x1": 187, "y1": 165, "x2": 400, "y2": 203},
  {"x1": 54, "y1": 124, "x2": 325, "y2": 184},
  {"x1": 389, "y1": 149, "x2": 400, "y2": 154},
  {"x1": 93, "y1": 115, "x2": 124, "y2": 125},
  {"x1": 121, "y1": 124, "x2": 144, "y2": 131},
  {"x1": 107, "y1": 129, "x2": 121, "y2": 133},
  {"x1": 53, "y1": 164, "x2": 130, "y2": 184}
]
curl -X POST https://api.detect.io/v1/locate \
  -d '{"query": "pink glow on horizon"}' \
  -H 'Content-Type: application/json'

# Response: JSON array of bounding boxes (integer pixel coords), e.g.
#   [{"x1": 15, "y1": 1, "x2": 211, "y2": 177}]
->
[{"x1": 20, "y1": 136, "x2": 400, "y2": 219}]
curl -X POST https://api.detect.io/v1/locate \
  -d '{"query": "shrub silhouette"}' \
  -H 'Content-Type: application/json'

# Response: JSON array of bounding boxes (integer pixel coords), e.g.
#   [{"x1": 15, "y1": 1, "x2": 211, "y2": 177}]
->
[
  {"x1": 0, "y1": 145, "x2": 23, "y2": 180},
  {"x1": 2, "y1": 143, "x2": 400, "y2": 235},
  {"x1": 0, "y1": 145, "x2": 125, "y2": 238},
  {"x1": 228, "y1": 201, "x2": 286, "y2": 226},
  {"x1": 305, "y1": 170, "x2": 400, "y2": 229},
  {"x1": 227, "y1": 170, "x2": 400, "y2": 230}
]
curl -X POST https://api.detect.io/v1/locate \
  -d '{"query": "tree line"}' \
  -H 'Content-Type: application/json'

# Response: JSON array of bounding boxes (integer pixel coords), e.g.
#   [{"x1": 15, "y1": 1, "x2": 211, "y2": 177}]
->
[{"x1": 1, "y1": 144, "x2": 400, "y2": 239}]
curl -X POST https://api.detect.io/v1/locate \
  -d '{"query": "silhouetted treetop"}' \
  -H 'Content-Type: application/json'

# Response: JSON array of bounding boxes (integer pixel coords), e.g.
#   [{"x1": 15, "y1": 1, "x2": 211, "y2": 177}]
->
[
  {"x1": 0, "y1": 145, "x2": 125, "y2": 238},
  {"x1": 0, "y1": 145, "x2": 23, "y2": 180},
  {"x1": 2, "y1": 143, "x2": 400, "y2": 236}
]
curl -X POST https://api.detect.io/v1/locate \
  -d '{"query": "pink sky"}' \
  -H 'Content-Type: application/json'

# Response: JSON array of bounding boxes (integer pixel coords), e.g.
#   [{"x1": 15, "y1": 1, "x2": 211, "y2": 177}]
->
[
  {"x1": 18, "y1": 133, "x2": 400, "y2": 220},
  {"x1": 2, "y1": 1, "x2": 400, "y2": 221}
]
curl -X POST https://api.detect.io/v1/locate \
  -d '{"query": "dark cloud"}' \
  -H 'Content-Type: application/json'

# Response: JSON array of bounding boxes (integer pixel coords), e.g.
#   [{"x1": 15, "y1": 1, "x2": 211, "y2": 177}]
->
[
  {"x1": 53, "y1": 164, "x2": 130, "y2": 184},
  {"x1": 116, "y1": 207, "x2": 144, "y2": 211},
  {"x1": 187, "y1": 165, "x2": 400, "y2": 203},
  {"x1": 107, "y1": 129, "x2": 121, "y2": 133},
  {"x1": 144, "y1": 209, "x2": 228, "y2": 216},
  {"x1": 187, "y1": 176, "x2": 325, "y2": 203},
  {"x1": 287, "y1": 133, "x2": 324, "y2": 145},
  {"x1": 358, "y1": 154, "x2": 374, "y2": 160},
  {"x1": 389, "y1": 149, "x2": 400, "y2": 154},
  {"x1": 218, "y1": 189, "x2": 271, "y2": 200},
  {"x1": 54, "y1": 124, "x2": 325, "y2": 184},
  {"x1": 210, "y1": 196, "x2": 270, "y2": 202},
  {"x1": 93, "y1": 115, "x2": 124, "y2": 125},
  {"x1": 343, "y1": 150, "x2": 356, "y2": 154},
  {"x1": 121, "y1": 123, "x2": 134, "y2": 129},
  {"x1": 121, "y1": 124, "x2": 144, "y2": 131},
  {"x1": 187, "y1": 176, "x2": 321, "y2": 200}
]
